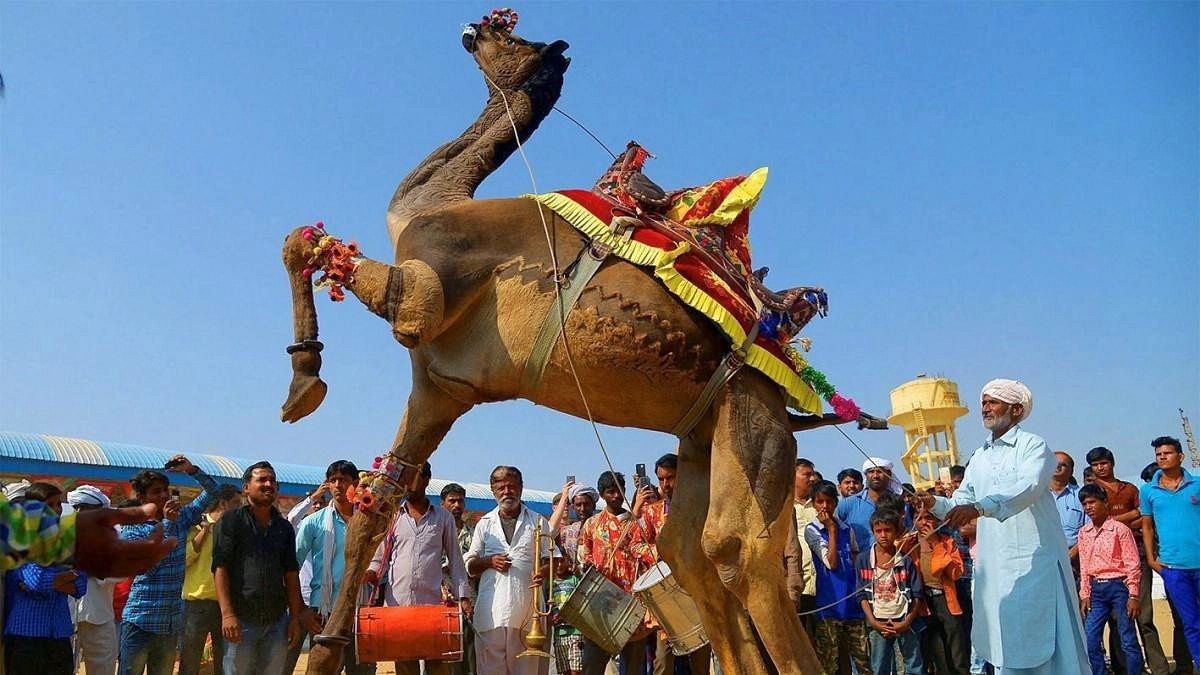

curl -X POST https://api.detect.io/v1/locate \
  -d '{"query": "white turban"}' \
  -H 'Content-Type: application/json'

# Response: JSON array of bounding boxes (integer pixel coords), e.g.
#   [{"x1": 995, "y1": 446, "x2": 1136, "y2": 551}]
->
[
  {"x1": 68, "y1": 485, "x2": 112, "y2": 509},
  {"x1": 861, "y1": 457, "x2": 904, "y2": 494},
  {"x1": 568, "y1": 484, "x2": 599, "y2": 503},
  {"x1": 3, "y1": 480, "x2": 31, "y2": 501},
  {"x1": 981, "y1": 378, "x2": 1034, "y2": 422}
]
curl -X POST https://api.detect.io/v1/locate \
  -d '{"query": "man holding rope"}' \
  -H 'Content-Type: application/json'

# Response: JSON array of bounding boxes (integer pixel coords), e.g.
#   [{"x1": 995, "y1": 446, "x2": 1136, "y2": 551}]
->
[{"x1": 919, "y1": 379, "x2": 1088, "y2": 675}]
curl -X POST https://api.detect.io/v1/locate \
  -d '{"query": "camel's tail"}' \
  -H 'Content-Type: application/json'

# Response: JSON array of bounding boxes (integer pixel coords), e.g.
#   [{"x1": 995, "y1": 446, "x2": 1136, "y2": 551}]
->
[{"x1": 281, "y1": 227, "x2": 328, "y2": 423}]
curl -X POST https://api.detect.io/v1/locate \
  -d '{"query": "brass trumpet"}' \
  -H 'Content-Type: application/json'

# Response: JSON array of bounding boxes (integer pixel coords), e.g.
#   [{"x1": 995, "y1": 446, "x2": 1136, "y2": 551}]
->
[{"x1": 517, "y1": 518, "x2": 553, "y2": 659}]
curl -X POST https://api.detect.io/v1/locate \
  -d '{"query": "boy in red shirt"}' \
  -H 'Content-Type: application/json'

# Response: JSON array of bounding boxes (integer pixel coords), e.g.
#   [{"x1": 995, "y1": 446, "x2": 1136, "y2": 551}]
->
[{"x1": 1078, "y1": 483, "x2": 1141, "y2": 675}]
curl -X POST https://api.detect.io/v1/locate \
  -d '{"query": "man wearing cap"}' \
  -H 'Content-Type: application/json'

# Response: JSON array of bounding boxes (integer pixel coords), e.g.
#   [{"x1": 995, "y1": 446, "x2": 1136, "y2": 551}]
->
[
  {"x1": 69, "y1": 486, "x2": 122, "y2": 675},
  {"x1": 835, "y1": 456, "x2": 902, "y2": 548},
  {"x1": 919, "y1": 379, "x2": 1088, "y2": 674}
]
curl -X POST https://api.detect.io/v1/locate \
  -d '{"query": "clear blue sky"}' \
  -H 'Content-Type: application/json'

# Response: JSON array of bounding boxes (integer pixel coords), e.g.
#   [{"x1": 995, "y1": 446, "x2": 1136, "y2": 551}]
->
[{"x1": 2, "y1": 2, "x2": 1196, "y2": 491}]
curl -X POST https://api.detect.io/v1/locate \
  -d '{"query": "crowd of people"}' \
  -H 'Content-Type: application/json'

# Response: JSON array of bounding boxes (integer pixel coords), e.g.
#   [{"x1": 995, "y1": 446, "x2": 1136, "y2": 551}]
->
[{"x1": 1, "y1": 379, "x2": 1197, "y2": 675}]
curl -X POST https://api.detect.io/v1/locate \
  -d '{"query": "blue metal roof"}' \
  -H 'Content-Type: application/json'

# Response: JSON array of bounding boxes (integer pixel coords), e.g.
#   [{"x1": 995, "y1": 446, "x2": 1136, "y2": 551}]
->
[{"x1": 0, "y1": 431, "x2": 554, "y2": 514}]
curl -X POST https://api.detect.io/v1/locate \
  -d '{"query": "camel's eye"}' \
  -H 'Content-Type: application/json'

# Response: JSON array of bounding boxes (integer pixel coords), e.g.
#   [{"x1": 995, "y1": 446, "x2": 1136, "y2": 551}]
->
[{"x1": 505, "y1": 37, "x2": 515, "y2": 46}]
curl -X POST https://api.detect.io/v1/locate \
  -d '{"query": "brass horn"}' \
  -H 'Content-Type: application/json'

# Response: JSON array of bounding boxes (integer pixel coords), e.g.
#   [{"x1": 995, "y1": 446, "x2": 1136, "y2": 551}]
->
[{"x1": 517, "y1": 518, "x2": 553, "y2": 659}]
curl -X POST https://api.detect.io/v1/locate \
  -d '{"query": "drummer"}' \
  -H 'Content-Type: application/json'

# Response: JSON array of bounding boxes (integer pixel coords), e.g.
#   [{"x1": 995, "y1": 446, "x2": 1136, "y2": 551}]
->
[
  {"x1": 640, "y1": 453, "x2": 713, "y2": 675},
  {"x1": 577, "y1": 470, "x2": 657, "y2": 675},
  {"x1": 364, "y1": 461, "x2": 472, "y2": 675}
]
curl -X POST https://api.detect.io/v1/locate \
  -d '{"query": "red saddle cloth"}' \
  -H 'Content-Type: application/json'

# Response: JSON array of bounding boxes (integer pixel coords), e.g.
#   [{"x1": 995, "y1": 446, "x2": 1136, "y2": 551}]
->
[{"x1": 526, "y1": 182, "x2": 827, "y2": 414}]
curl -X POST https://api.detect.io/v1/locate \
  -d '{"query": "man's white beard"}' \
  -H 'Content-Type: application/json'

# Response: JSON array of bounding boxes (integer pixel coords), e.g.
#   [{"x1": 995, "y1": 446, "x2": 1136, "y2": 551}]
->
[{"x1": 984, "y1": 409, "x2": 1014, "y2": 432}]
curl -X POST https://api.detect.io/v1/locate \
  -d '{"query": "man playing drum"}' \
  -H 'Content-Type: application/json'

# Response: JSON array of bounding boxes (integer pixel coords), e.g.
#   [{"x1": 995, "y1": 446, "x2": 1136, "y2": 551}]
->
[
  {"x1": 577, "y1": 471, "x2": 657, "y2": 675},
  {"x1": 640, "y1": 453, "x2": 712, "y2": 675},
  {"x1": 365, "y1": 462, "x2": 472, "y2": 675}
]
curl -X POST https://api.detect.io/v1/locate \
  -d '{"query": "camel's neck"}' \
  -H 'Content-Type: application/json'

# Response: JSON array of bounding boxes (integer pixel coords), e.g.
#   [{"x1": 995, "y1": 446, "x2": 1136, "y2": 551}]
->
[{"x1": 387, "y1": 69, "x2": 563, "y2": 247}]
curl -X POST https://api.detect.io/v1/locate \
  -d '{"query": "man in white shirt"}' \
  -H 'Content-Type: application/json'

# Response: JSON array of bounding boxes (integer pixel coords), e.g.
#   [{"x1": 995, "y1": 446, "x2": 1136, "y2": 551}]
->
[
  {"x1": 68, "y1": 486, "x2": 121, "y2": 675},
  {"x1": 364, "y1": 462, "x2": 471, "y2": 675},
  {"x1": 465, "y1": 466, "x2": 553, "y2": 675}
]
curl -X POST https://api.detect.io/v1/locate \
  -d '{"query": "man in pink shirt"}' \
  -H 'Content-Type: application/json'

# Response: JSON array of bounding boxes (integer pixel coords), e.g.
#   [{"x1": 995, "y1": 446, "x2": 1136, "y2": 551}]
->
[{"x1": 1077, "y1": 484, "x2": 1142, "y2": 675}]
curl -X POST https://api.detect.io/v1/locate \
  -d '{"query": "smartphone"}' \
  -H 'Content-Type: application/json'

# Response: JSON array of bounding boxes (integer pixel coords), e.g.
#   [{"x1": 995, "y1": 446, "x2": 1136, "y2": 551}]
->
[
  {"x1": 566, "y1": 475, "x2": 576, "y2": 484},
  {"x1": 171, "y1": 488, "x2": 181, "y2": 499},
  {"x1": 938, "y1": 466, "x2": 952, "y2": 485},
  {"x1": 635, "y1": 463, "x2": 647, "y2": 488}
]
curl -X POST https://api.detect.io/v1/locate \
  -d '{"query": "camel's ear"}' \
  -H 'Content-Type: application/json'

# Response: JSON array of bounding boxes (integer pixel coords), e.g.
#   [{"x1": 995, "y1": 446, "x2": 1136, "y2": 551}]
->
[{"x1": 538, "y1": 40, "x2": 569, "y2": 58}]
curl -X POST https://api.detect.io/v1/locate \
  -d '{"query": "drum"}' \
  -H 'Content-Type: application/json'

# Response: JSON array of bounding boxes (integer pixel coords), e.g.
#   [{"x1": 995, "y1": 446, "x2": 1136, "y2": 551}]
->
[
  {"x1": 356, "y1": 603, "x2": 464, "y2": 663},
  {"x1": 632, "y1": 561, "x2": 709, "y2": 655},
  {"x1": 559, "y1": 567, "x2": 646, "y2": 654}
]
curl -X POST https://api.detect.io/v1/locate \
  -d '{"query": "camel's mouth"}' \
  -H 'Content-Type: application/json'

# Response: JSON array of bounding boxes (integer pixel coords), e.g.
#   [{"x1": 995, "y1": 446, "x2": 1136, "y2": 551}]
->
[{"x1": 462, "y1": 24, "x2": 479, "y2": 52}]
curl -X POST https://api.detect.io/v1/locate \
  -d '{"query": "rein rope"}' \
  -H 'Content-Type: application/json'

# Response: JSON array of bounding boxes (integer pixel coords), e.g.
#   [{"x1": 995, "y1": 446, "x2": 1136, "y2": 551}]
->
[{"x1": 483, "y1": 73, "x2": 636, "y2": 514}]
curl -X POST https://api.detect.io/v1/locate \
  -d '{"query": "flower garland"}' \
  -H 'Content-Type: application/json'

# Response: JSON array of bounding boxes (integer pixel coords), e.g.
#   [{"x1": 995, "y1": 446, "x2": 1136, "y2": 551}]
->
[
  {"x1": 299, "y1": 222, "x2": 360, "y2": 302},
  {"x1": 798, "y1": 364, "x2": 861, "y2": 421},
  {"x1": 481, "y1": 7, "x2": 518, "y2": 33}
]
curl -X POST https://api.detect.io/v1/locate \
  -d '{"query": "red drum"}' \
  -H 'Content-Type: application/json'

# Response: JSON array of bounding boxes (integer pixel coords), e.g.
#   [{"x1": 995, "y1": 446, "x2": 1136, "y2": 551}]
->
[{"x1": 356, "y1": 604, "x2": 464, "y2": 663}]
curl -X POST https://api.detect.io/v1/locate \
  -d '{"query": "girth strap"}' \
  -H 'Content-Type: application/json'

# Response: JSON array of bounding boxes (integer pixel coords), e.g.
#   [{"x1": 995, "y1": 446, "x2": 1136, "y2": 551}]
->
[
  {"x1": 671, "y1": 322, "x2": 761, "y2": 438},
  {"x1": 521, "y1": 239, "x2": 612, "y2": 393}
]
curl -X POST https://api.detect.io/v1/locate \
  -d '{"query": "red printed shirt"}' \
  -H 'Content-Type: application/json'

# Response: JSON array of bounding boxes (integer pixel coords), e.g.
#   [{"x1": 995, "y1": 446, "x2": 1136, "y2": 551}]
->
[
  {"x1": 1078, "y1": 518, "x2": 1140, "y2": 600},
  {"x1": 639, "y1": 500, "x2": 668, "y2": 547},
  {"x1": 577, "y1": 509, "x2": 656, "y2": 592}
]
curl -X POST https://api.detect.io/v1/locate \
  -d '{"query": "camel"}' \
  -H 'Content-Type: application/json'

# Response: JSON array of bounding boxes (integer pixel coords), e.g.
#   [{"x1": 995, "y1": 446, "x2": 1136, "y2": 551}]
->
[{"x1": 281, "y1": 12, "x2": 874, "y2": 675}]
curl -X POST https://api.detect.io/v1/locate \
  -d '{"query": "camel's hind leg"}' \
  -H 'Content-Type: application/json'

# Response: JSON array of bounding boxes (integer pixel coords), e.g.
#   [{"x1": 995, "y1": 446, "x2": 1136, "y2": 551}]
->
[
  {"x1": 701, "y1": 374, "x2": 824, "y2": 675},
  {"x1": 659, "y1": 435, "x2": 771, "y2": 675},
  {"x1": 305, "y1": 360, "x2": 472, "y2": 675}
]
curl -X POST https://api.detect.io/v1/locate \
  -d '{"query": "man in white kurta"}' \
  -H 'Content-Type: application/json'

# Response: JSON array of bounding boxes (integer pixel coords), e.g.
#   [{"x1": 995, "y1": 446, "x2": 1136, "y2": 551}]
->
[
  {"x1": 924, "y1": 379, "x2": 1089, "y2": 675},
  {"x1": 465, "y1": 466, "x2": 552, "y2": 675}
]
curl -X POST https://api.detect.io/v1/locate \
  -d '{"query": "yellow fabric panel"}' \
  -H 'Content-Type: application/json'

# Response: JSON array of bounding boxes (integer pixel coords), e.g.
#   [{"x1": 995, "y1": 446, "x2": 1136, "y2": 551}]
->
[{"x1": 526, "y1": 192, "x2": 822, "y2": 415}]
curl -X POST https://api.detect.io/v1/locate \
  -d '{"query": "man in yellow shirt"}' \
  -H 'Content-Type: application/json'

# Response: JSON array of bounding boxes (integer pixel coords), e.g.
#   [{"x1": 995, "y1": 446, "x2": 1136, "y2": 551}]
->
[{"x1": 179, "y1": 485, "x2": 240, "y2": 675}]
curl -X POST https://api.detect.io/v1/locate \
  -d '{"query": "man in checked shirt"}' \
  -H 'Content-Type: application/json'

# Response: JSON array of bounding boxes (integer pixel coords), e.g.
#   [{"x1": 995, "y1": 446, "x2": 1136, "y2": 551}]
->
[
  {"x1": 1077, "y1": 483, "x2": 1142, "y2": 675},
  {"x1": 117, "y1": 455, "x2": 218, "y2": 675}
]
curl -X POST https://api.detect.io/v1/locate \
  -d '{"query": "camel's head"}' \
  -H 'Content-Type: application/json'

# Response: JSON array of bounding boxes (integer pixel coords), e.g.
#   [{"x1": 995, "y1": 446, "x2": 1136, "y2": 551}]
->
[{"x1": 462, "y1": 9, "x2": 570, "y2": 92}]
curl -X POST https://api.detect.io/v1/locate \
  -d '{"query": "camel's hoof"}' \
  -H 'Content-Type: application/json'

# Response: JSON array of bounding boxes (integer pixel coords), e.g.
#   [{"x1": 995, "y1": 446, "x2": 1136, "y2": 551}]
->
[
  {"x1": 313, "y1": 633, "x2": 350, "y2": 646},
  {"x1": 281, "y1": 374, "x2": 327, "y2": 423}
]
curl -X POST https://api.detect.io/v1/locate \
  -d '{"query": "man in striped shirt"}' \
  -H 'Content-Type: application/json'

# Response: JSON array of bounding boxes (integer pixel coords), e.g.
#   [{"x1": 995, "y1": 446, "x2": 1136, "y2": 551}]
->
[{"x1": 117, "y1": 455, "x2": 218, "y2": 675}]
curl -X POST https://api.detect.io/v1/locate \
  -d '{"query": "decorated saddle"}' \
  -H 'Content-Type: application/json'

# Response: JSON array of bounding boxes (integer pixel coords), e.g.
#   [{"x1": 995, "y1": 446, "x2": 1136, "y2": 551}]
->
[{"x1": 526, "y1": 142, "x2": 859, "y2": 418}]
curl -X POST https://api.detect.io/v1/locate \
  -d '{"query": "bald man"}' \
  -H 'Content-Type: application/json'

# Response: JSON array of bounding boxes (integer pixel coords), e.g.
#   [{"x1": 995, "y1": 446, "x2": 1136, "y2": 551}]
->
[{"x1": 920, "y1": 379, "x2": 1088, "y2": 675}]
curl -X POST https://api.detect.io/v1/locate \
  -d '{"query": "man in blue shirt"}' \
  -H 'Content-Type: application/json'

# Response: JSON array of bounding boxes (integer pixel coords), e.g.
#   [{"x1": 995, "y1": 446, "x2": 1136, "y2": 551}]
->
[
  {"x1": 835, "y1": 456, "x2": 901, "y2": 548},
  {"x1": 293, "y1": 460, "x2": 374, "y2": 675},
  {"x1": 1050, "y1": 451, "x2": 1085, "y2": 557},
  {"x1": 3, "y1": 482, "x2": 85, "y2": 675},
  {"x1": 118, "y1": 455, "x2": 218, "y2": 675},
  {"x1": 1140, "y1": 435, "x2": 1200, "y2": 671}
]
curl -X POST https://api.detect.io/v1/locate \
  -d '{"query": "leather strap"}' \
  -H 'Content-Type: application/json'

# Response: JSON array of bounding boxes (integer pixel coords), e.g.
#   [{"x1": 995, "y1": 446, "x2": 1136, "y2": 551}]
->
[
  {"x1": 671, "y1": 322, "x2": 761, "y2": 438},
  {"x1": 521, "y1": 240, "x2": 612, "y2": 392}
]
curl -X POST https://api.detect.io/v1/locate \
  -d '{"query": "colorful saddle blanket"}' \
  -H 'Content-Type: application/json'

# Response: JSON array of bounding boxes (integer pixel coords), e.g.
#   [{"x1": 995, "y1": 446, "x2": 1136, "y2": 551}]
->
[{"x1": 526, "y1": 164, "x2": 829, "y2": 414}]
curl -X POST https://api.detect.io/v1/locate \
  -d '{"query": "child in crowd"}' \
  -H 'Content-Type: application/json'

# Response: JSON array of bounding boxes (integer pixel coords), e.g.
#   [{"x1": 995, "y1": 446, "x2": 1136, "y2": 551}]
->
[
  {"x1": 803, "y1": 481, "x2": 871, "y2": 674},
  {"x1": 1078, "y1": 484, "x2": 1143, "y2": 675},
  {"x1": 915, "y1": 510, "x2": 967, "y2": 675},
  {"x1": 551, "y1": 545, "x2": 583, "y2": 675},
  {"x1": 857, "y1": 509, "x2": 924, "y2": 675}
]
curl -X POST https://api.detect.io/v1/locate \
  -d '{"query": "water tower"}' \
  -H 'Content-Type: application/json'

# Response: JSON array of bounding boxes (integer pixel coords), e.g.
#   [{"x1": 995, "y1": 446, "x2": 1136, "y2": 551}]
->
[{"x1": 889, "y1": 375, "x2": 969, "y2": 490}]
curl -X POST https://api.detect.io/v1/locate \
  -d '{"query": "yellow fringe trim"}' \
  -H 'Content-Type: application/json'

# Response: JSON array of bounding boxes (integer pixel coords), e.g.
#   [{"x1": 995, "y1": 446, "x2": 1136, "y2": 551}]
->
[{"x1": 527, "y1": 192, "x2": 822, "y2": 414}]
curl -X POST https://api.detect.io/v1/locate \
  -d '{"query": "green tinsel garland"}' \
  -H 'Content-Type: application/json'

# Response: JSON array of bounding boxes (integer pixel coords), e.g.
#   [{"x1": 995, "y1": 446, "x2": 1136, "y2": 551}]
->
[{"x1": 800, "y1": 365, "x2": 837, "y2": 401}]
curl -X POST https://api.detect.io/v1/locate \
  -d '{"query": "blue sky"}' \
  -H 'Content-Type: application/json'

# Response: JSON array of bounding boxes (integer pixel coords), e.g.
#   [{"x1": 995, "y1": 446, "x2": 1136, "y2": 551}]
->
[{"x1": 2, "y1": 2, "x2": 1196, "y2": 491}]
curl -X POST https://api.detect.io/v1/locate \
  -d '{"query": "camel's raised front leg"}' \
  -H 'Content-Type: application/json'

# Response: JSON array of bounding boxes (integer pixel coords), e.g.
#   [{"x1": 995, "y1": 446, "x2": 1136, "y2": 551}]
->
[
  {"x1": 306, "y1": 362, "x2": 473, "y2": 675},
  {"x1": 703, "y1": 374, "x2": 824, "y2": 675},
  {"x1": 660, "y1": 435, "x2": 770, "y2": 675},
  {"x1": 280, "y1": 226, "x2": 446, "y2": 423}
]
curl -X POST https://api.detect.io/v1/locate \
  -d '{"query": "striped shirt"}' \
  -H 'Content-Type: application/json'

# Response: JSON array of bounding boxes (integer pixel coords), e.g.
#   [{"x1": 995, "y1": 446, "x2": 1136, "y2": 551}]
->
[{"x1": 119, "y1": 470, "x2": 217, "y2": 634}]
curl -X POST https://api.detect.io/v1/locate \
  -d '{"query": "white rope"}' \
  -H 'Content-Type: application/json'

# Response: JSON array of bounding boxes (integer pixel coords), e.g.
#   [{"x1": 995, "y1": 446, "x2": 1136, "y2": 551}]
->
[{"x1": 482, "y1": 74, "x2": 634, "y2": 513}]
